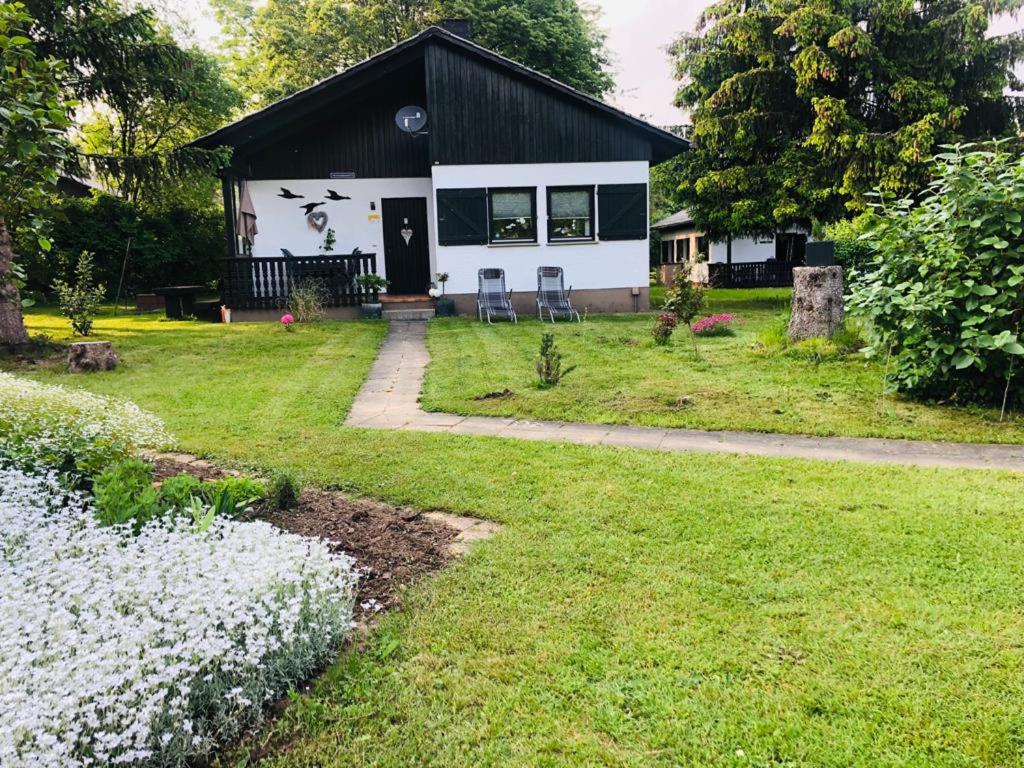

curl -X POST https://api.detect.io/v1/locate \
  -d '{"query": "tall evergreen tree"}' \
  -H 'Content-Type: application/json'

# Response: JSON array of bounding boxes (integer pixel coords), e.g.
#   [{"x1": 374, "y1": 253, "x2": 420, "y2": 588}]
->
[
  {"x1": 669, "y1": 0, "x2": 1024, "y2": 239},
  {"x1": 211, "y1": 0, "x2": 612, "y2": 106}
]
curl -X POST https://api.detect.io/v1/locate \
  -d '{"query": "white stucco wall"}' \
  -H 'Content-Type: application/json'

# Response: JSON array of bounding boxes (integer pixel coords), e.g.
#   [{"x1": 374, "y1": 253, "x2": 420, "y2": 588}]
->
[
  {"x1": 708, "y1": 235, "x2": 779, "y2": 264},
  {"x1": 245, "y1": 178, "x2": 434, "y2": 284},
  {"x1": 661, "y1": 228, "x2": 810, "y2": 264},
  {"x1": 431, "y1": 161, "x2": 650, "y2": 295}
]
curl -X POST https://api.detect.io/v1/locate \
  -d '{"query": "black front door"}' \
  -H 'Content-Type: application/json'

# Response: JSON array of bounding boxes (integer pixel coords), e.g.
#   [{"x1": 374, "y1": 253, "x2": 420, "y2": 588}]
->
[{"x1": 381, "y1": 197, "x2": 430, "y2": 294}]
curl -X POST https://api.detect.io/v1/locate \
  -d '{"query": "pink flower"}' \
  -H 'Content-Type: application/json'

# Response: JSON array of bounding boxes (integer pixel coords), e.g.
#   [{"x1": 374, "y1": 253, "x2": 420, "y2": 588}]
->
[
  {"x1": 691, "y1": 313, "x2": 737, "y2": 335},
  {"x1": 280, "y1": 314, "x2": 294, "y2": 326}
]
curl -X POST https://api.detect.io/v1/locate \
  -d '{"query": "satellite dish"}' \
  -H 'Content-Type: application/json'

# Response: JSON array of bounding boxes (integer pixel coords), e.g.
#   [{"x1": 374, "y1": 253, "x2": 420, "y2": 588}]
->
[{"x1": 395, "y1": 105, "x2": 427, "y2": 134}]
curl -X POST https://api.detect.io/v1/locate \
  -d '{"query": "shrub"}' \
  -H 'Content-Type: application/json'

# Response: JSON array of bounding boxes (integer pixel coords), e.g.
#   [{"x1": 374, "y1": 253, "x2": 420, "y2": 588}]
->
[
  {"x1": 92, "y1": 458, "x2": 162, "y2": 528},
  {"x1": 52, "y1": 251, "x2": 105, "y2": 336},
  {"x1": 535, "y1": 333, "x2": 570, "y2": 387},
  {"x1": 652, "y1": 312, "x2": 678, "y2": 345},
  {"x1": 157, "y1": 472, "x2": 204, "y2": 509},
  {"x1": 824, "y1": 216, "x2": 876, "y2": 276},
  {"x1": 287, "y1": 278, "x2": 328, "y2": 323},
  {"x1": 20, "y1": 194, "x2": 222, "y2": 299},
  {"x1": 0, "y1": 373, "x2": 171, "y2": 481},
  {"x1": 204, "y1": 476, "x2": 266, "y2": 513},
  {"x1": 268, "y1": 469, "x2": 301, "y2": 510},
  {"x1": 0, "y1": 464, "x2": 356, "y2": 767},
  {"x1": 692, "y1": 313, "x2": 737, "y2": 336},
  {"x1": 354, "y1": 273, "x2": 388, "y2": 294},
  {"x1": 849, "y1": 143, "x2": 1024, "y2": 407}
]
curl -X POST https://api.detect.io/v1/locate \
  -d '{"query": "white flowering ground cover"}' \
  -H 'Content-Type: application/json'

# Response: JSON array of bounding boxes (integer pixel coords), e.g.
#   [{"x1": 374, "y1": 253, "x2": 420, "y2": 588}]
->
[
  {"x1": 0, "y1": 465, "x2": 358, "y2": 767},
  {"x1": 0, "y1": 372, "x2": 171, "y2": 476}
]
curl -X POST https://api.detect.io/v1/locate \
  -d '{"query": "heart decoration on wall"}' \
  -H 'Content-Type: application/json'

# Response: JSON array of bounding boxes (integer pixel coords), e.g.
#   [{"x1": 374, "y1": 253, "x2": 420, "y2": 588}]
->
[{"x1": 307, "y1": 211, "x2": 328, "y2": 232}]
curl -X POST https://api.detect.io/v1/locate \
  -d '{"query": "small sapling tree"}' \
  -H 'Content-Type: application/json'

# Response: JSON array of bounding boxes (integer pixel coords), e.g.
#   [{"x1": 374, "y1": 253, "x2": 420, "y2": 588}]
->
[{"x1": 663, "y1": 271, "x2": 707, "y2": 356}]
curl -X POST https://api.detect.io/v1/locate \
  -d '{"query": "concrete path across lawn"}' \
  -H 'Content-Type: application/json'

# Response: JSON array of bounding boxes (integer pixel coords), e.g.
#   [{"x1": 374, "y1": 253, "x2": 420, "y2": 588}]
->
[{"x1": 346, "y1": 321, "x2": 1024, "y2": 472}]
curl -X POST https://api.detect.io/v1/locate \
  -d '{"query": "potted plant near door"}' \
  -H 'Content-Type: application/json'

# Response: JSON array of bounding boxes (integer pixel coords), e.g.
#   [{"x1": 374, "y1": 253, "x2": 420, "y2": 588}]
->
[
  {"x1": 354, "y1": 273, "x2": 388, "y2": 318},
  {"x1": 430, "y1": 272, "x2": 455, "y2": 317}
]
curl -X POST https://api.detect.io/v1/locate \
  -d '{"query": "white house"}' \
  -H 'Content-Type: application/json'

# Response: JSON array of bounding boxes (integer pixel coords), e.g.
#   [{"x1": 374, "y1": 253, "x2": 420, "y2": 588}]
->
[
  {"x1": 653, "y1": 210, "x2": 809, "y2": 288},
  {"x1": 193, "y1": 22, "x2": 688, "y2": 318}
]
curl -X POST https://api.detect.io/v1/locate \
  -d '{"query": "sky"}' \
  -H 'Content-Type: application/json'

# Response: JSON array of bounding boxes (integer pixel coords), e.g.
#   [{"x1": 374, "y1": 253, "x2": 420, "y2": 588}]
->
[{"x1": 178, "y1": 0, "x2": 1021, "y2": 125}]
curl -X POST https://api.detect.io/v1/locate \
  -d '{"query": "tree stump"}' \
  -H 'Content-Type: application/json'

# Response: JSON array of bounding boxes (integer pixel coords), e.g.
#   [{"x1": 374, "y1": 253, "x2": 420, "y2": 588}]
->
[
  {"x1": 68, "y1": 341, "x2": 118, "y2": 373},
  {"x1": 788, "y1": 266, "x2": 844, "y2": 342}
]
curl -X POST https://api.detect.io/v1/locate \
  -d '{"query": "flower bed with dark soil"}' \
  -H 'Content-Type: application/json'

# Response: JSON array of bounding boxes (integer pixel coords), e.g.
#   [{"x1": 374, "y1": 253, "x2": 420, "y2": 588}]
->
[{"x1": 151, "y1": 455, "x2": 456, "y2": 620}]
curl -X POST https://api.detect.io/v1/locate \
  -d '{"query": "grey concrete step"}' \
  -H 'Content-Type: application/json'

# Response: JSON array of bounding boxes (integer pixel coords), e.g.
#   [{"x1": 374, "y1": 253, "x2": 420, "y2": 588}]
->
[{"x1": 383, "y1": 308, "x2": 435, "y2": 321}]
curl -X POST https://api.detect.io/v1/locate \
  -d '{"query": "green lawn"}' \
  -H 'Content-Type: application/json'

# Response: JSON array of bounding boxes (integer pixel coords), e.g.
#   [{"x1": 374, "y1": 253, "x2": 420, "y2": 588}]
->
[
  {"x1": 7, "y1": 309, "x2": 1024, "y2": 767},
  {"x1": 422, "y1": 288, "x2": 1024, "y2": 444}
]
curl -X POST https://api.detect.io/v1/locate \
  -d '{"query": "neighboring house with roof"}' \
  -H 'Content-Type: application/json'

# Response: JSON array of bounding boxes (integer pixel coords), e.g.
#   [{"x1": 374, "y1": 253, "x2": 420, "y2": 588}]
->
[
  {"x1": 192, "y1": 21, "x2": 688, "y2": 318},
  {"x1": 653, "y1": 209, "x2": 809, "y2": 288}
]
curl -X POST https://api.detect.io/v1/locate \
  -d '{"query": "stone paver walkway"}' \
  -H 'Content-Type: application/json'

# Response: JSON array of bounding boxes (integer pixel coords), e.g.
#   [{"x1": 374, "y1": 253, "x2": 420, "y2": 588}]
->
[{"x1": 346, "y1": 322, "x2": 1024, "y2": 472}]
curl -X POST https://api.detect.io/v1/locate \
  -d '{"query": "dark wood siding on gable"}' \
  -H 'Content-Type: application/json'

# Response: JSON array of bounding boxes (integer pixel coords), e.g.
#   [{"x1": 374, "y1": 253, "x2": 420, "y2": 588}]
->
[
  {"x1": 237, "y1": 60, "x2": 431, "y2": 180},
  {"x1": 425, "y1": 42, "x2": 655, "y2": 166}
]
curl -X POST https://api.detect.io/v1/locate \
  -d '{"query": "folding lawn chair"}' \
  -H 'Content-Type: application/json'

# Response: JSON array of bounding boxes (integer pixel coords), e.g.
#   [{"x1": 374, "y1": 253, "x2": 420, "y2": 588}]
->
[
  {"x1": 536, "y1": 266, "x2": 580, "y2": 322},
  {"x1": 477, "y1": 268, "x2": 517, "y2": 323}
]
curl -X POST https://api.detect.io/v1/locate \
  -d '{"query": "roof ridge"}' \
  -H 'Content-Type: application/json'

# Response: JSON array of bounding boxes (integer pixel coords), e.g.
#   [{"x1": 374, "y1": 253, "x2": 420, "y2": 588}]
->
[{"x1": 192, "y1": 25, "x2": 688, "y2": 154}]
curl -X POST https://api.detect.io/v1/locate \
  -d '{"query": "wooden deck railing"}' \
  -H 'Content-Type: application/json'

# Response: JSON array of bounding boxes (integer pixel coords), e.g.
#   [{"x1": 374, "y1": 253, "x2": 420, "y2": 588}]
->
[
  {"x1": 219, "y1": 253, "x2": 378, "y2": 310},
  {"x1": 708, "y1": 261, "x2": 796, "y2": 288}
]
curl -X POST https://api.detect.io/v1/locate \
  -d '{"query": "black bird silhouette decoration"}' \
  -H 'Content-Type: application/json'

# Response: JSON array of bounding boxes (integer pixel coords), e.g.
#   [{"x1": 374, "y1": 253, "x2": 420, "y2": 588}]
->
[
  {"x1": 278, "y1": 187, "x2": 304, "y2": 199},
  {"x1": 299, "y1": 202, "x2": 325, "y2": 214},
  {"x1": 325, "y1": 190, "x2": 351, "y2": 201}
]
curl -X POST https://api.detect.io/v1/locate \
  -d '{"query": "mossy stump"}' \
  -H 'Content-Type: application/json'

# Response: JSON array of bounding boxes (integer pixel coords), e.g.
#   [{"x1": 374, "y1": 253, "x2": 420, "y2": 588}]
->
[
  {"x1": 68, "y1": 341, "x2": 118, "y2": 373},
  {"x1": 788, "y1": 266, "x2": 844, "y2": 342}
]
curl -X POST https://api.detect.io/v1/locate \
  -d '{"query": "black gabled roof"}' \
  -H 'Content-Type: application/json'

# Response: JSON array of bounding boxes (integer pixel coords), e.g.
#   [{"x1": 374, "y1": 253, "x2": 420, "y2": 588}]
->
[{"x1": 191, "y1": 25, "x2": 688, "y2": 161}]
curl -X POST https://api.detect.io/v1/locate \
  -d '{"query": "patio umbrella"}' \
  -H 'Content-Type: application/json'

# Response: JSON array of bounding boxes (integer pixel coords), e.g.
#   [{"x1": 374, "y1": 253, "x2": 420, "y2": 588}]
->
[{"x1": 236, "y1": 180, "x2": 258, "y2": 248}]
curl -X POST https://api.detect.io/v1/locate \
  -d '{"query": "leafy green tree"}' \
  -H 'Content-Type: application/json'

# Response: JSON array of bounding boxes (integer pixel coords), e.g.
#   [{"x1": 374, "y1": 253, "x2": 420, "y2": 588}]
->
[
  {"x1": 212, "y1": 0, "x2": 612, "y2": 106},
  {"x1": 25, "y1": 0, "x2": 239, "y2": 209},
  {"x1": 663, "y1": 270, "x2": 707, "y2": 355},
  {"x1": 79, "y1": 47, "x2": 241, "y2": 207},
  {"x1": 444, "y1": 0, "x2": 612, "y2": 96},
  {"x1": 849, "y1": 143, "x2": 1024, "y2": 410},
  {"x1": 669, "y1": 0, "x2": 1024, "y2": 240},
  {"x1": 0, "y1": 3, "x2": 74, "y2": 345}
]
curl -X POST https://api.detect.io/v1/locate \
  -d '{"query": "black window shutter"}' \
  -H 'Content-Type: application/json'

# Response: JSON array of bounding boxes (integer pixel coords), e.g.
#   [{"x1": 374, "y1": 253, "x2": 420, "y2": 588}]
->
[
  {"x1": 437, "y1": 188, "x2": 488, "y2": 245},
  {"x1": 598, "y1": 184, "x2": 648, "y2": 240}
]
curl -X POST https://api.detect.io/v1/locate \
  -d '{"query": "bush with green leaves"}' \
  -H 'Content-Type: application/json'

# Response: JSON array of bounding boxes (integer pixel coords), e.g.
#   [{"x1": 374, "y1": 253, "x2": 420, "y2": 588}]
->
[
  {"x1": 268, "y1": 469, "x2": 301, "y2": 510},
  {"x1": 824, "y1": 216, "x2": 876, "y2": 276},
  {"x1": 652, "y1": 312, "x2": 678, "y2": 346},
  {"x1": 52, "y1": 251, "x2": 105, "y2": 336},
  {"x1": 849, "y1": 144, "x2": 1024, "y2": 408},
  {"x1": 92, "y1": 458, "x2": 162, "y2": 529},
  {"x1": 19, "y1": 194, "x2": 223, "y2": 300}
]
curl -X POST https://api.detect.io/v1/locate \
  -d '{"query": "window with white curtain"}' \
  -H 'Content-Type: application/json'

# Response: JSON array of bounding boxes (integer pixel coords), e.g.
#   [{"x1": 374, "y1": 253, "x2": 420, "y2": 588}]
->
[
  {"x1": 488, "y1": 188, "x2": 536, "y2": 243},
  {"x1": 547, "y1": 186, "x2": 594, "y2": 241}
]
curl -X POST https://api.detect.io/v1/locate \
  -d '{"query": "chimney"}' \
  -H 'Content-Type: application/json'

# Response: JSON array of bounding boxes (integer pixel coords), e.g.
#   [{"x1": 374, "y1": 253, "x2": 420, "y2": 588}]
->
[{"x1": 438, "y1": 18, "x2": 472, "y2": 40}]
